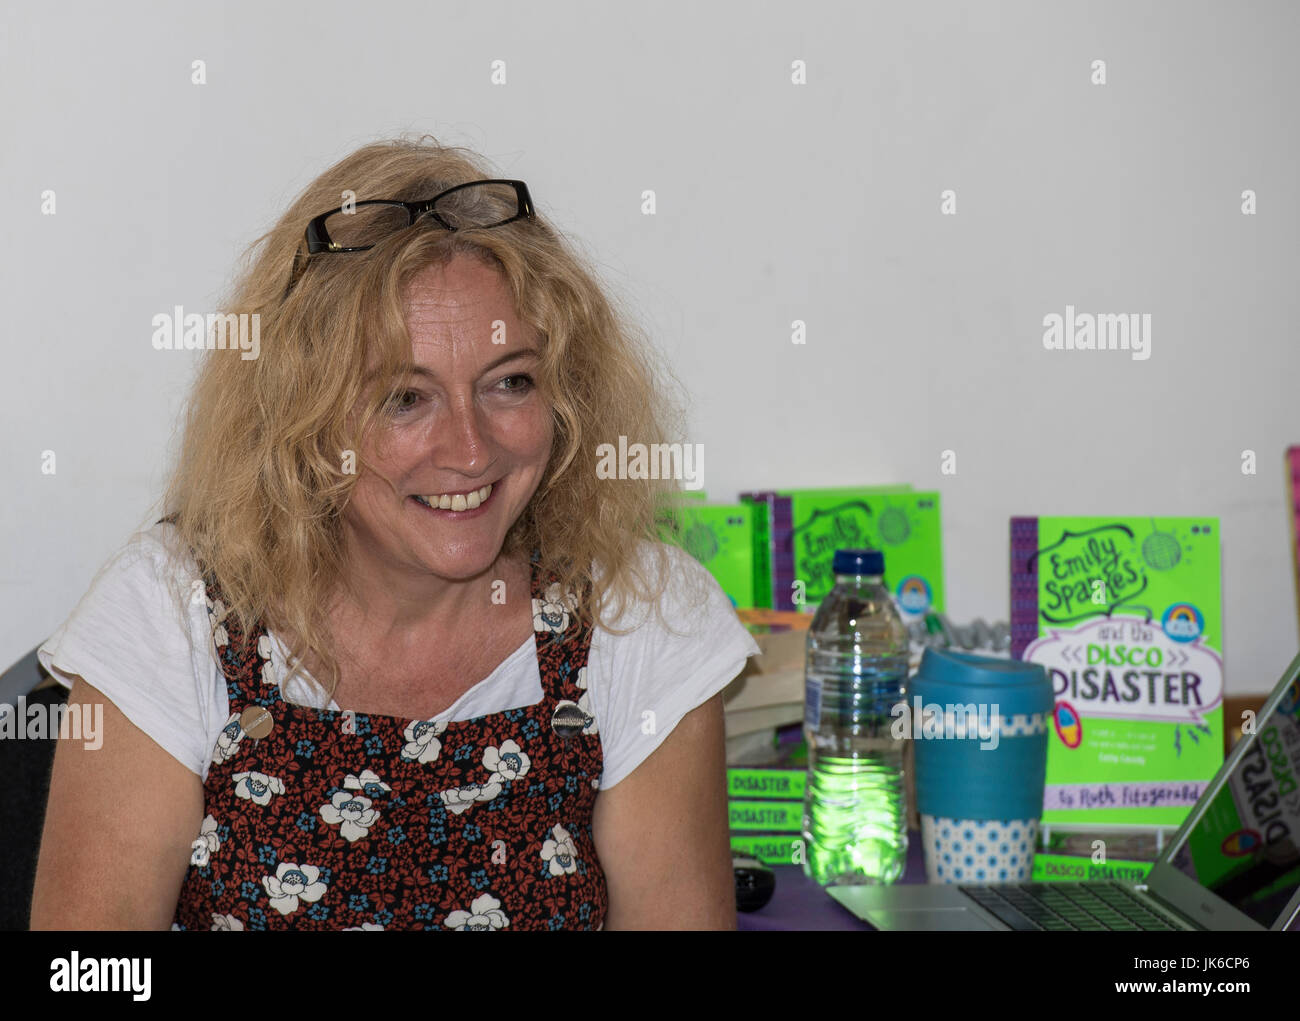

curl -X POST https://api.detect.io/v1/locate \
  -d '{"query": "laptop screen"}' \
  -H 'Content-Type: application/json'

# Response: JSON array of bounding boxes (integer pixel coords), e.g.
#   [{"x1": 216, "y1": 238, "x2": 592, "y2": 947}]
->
[{"x1": 1167, "y1": 671, "x2": 1300, "y2": 926}]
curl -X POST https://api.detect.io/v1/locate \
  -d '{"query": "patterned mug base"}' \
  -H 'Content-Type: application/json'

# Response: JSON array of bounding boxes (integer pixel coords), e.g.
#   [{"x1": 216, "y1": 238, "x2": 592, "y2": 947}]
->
[{"x1": 921, "y1": 815, "x2": 1039, "y2": 884}]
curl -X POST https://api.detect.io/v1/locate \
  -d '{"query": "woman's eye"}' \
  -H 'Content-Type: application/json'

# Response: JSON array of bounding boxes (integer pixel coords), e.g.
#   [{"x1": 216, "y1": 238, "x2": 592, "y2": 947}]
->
[
  {"x1": 387, "y1": 390, "x2": 420, "y2": 415},
  {"x1": 498, "y1": 374, "x2": 534, "y2": 393}
]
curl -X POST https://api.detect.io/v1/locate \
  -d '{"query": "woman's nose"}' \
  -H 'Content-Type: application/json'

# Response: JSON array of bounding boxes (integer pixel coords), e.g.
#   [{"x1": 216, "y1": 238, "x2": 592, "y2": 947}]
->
[{"x1": 438, "y1": 395, "x2": 488, "y2": 474}]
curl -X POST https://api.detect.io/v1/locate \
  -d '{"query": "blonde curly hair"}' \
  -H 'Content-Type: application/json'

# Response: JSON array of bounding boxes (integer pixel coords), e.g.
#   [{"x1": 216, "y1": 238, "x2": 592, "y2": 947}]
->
[{"x1": 158, "y1": 135, "x2": 701, "y2": 703}]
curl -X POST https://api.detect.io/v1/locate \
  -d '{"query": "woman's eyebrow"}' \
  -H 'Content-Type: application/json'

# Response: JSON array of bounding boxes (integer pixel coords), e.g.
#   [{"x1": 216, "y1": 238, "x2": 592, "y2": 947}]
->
[{"x1": 404, "y1": 346, "x2": 540, "y2": 381}]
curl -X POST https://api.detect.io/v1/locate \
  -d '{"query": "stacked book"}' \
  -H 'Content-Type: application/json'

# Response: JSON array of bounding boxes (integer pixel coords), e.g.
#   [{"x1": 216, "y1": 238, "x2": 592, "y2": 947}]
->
[{"x1": 726, "y1": 762, "x2": 806, "y2": 866}]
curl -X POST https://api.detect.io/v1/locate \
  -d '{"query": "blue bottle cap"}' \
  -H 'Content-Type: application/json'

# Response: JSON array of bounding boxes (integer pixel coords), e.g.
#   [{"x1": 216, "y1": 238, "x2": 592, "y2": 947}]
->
[{"x1": 832, "y1": 549, "x2": 884, "y2": 575}]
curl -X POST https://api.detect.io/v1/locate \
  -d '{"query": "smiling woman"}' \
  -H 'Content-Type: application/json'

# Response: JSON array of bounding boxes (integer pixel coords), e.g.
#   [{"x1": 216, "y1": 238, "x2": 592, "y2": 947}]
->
[{"x1": 30, "y1": 136, "x2": 759, "y2": 932}]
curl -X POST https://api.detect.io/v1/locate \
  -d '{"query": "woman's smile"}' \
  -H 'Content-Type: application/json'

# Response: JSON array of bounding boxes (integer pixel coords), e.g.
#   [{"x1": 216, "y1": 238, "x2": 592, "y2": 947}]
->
[{"x1": 409, "y1": 480, "x2": 498, "y2": 518}]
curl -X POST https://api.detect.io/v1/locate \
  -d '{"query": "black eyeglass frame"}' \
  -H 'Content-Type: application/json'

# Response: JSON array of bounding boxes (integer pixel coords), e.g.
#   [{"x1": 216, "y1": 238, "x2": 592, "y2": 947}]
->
[{"x1": 303, "y1": 179, "x2": 535, "y2": 254}]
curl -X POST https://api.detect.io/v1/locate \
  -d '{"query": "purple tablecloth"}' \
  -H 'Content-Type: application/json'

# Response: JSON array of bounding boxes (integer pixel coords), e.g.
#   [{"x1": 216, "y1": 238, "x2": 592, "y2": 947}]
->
[
  {"x1": 737, "y1": 829, "x2": 927, "y2": 930},
  {"x1": 737, "y1": 831, "x2": 1300, "y2": 930}
]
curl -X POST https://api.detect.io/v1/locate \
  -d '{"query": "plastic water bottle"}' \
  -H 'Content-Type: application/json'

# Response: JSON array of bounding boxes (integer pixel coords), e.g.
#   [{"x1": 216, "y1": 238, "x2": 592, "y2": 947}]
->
[{"x1": 802, "y1": 548, "x2": 910, "y2": 885}]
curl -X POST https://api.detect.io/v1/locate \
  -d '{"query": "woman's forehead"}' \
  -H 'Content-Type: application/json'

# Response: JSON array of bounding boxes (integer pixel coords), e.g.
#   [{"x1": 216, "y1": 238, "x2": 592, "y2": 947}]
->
[{"x1": 403, "y1": 260, "x2": 525, "y2": 333}]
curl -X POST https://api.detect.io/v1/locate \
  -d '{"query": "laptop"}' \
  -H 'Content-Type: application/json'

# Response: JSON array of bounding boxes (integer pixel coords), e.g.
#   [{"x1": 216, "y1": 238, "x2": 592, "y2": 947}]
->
[{"x1": 829, "y1": 650, "x2": 1300, "y2": 931}]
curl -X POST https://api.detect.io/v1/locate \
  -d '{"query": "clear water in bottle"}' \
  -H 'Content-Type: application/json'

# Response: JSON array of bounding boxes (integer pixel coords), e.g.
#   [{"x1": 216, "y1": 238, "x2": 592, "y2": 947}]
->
[{"x1": 802, "y1": 549, "x2": 910, "y2": 885}]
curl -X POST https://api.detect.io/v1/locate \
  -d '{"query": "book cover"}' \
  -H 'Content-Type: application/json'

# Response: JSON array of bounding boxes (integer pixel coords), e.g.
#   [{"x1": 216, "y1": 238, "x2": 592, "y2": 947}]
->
[
  {"x1": 657, "y1": 500, "x2": 756, "y2": 608},
  {"x1": 1011, "y1": 515, "x2": 1224, "y2": 829},
  {"x1": 1170, "y1": 677, "x2": 1300, "y2": 913},
  {"x1": 726, "y1": 766, "x2": 807, "y2": 866},
  {"x1": 740, "y1": 486, "x2": 942, "y2": 619}
]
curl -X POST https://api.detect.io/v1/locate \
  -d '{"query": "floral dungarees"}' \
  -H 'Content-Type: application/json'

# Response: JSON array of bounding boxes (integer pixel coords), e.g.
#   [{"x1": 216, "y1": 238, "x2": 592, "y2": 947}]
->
[{"x1": 171, "y1": 550, "x2": 607, "y2": 930}]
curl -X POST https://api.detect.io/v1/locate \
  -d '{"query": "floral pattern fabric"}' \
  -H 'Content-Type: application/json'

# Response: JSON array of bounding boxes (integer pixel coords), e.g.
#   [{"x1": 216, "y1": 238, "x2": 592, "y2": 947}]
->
[{"x1": 171, "y1": 551, "x2": 607, "y2": 931}]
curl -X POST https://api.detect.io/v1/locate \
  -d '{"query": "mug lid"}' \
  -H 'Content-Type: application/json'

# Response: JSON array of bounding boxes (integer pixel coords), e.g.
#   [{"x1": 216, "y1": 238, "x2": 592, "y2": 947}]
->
[{"x1": 915, "y1": 647, "x2": 1049, "y2": 692}]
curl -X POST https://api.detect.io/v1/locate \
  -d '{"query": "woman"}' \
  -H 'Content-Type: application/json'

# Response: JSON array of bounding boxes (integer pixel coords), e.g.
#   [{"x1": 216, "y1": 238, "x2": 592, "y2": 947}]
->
[{"x1": 30, "y1": 137, "x2": 759, "y2": 930}]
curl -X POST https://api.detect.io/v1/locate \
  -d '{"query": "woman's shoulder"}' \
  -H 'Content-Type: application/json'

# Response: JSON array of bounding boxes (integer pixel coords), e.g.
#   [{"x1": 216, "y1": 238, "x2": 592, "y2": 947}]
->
[
  {"x1": 113, "y1": 519, "x2": 208, "y2": 615},
  {"x1": 582, "y1": 540, "x2": 759, "y2": 791},
  {"x1": 36, "y1": 519, "x2": 223, "y2": 779},
  {"x1": 591, "y1": 538, "x2": 729, "y2": 636}
]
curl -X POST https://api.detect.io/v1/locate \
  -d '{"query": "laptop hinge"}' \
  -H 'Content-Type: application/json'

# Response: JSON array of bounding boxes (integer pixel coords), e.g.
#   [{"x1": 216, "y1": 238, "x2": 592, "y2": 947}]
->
[{"x1": 1133, "y1": 884, "x2": 1206, "y2": 931}]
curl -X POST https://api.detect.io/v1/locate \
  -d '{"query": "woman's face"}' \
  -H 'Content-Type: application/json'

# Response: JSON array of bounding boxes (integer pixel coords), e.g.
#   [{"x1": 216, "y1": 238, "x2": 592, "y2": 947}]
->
[{"x1": 343, "y1": 253, "x2": 553, "y2": 585}]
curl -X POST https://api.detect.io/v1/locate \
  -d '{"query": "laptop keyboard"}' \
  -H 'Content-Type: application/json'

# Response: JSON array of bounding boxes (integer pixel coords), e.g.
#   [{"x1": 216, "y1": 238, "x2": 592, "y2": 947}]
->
[{"x1": 958, "y1": 883, "x2": 1186, "y2": 931}]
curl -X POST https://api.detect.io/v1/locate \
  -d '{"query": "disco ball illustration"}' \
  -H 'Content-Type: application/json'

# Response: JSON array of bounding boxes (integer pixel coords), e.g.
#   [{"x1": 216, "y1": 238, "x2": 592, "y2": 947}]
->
[
  {"x1": 1142, "y1": 522, "x2": 1181, "y2": 571},
  {"x1": 877, "y1": 507, "x2": 911, "y2": 546},
  {"x1": 683, "y1": 523, "x2": 719, "y2": 562}
]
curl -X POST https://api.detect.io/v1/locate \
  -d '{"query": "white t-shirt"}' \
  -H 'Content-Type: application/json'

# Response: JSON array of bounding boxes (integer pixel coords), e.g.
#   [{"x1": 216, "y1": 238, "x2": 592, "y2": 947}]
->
[{"x1": 38, "y1": 522, "x2": 760, "y2": 790}]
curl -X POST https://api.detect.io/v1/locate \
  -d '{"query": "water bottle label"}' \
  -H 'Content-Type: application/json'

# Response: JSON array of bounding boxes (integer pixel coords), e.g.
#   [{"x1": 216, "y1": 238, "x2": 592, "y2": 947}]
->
[{"x1": 804, "y1": 677, "x2": 821, "y2": 730}]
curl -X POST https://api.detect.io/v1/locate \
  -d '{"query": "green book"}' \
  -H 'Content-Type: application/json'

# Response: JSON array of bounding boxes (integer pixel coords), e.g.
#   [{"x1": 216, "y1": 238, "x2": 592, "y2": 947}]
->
[
  {"x1": 1011, "y1": 515, "x2": 1224, "y2": 829},
  {"x1": 1031, "y1": 854, "x2": 1153, "y2": 883},
  {"x1": 728, "y1": 799, "x2": 803, "y2": 833},
  {"x1": 657, "y1": 500, "x2": 756, "y2": 608},
  {"x1": 730, "y1": 833, "x2": 803, "y2": 866},
  {"x1": 740, "y1": 485, "x2": 943, "y2": 618},
  {"x1": 727, "y1": 767, "x2": 805, "y2": 800},
  {"x1": 1176, "y1": 694, "x2": 1300, "y2": 905}
]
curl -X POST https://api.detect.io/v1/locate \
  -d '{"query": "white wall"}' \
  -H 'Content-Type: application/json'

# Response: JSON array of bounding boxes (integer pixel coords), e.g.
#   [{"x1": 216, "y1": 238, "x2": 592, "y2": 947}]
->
[{"x1": 3, "y1": 0, "x2": 1297, "y2": 692}]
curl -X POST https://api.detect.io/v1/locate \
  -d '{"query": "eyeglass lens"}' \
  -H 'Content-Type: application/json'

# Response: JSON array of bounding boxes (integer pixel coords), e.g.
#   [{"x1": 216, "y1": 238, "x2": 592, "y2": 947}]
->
[{"x1": 323, "y1": 182, "x2": 521, "y2": 248}]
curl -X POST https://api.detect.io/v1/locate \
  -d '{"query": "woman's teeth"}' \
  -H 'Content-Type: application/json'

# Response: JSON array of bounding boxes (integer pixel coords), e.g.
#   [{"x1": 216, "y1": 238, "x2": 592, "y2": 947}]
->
[{"x1": 414, "y1": 483, "x2": 493, "y2": 512}]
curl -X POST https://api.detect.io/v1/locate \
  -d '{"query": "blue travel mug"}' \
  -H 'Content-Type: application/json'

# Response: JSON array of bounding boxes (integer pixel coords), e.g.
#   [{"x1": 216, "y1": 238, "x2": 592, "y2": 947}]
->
[{"x1": 906, "y1": 649, "x2": 1053, "y2": 883}]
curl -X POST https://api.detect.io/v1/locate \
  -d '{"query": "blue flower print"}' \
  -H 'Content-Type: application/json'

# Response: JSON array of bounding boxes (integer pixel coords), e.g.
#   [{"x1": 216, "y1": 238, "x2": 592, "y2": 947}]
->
[
  {"x1": 373, "y1": 908, "x2": 394, "y2": 926},
  {"x1": 212, "y1": 713, "x2": 245, "y2": 765},
  {"x1": 366, "y1": 856, "x2": 388, "y2": 875},
  {"x1": 484, "y1": 740, "x2": 530, "y2": 782},
  {"x1": 415, "y1": 903, "x2": 436, "y2": 921},
  {"x1": 462, "y1": 822, "x2": 483, "y2": 842},
  {"x1": 307, "y1": 902, "x2": 330, "y2": 921},
  {"x1": 548, "y1": 792, "x2": 563, "y2": 812},
  {"x1": 349, "y1": 893, "x2": 370, "y2": 912},
  {"x1": 547, "y1": 915, "x2": 566, "y2": 930},
  {"x1": 427, "y1": 864, "x2": 450, "y2": 883},
  {"x1": 387, "y1": 825, "x2": 407, "y2": 845},
  {"x1": 210, "y1": 879, "x2": 226, "y2": 899},
  {"x1": 400, "y1": 719, "x2": 446, "y2": 763},
  {"x1": 364, "y1": 735, "x2": 385, "y2": 756},
  {"x1": 469, "y1": 868, "x2": 489, "y2": 890},
  {"x1": 257, "y1": 844, "x2": 278, "y2": 866},
  {"x1": 541, "y1": 824, "x2": 578, "y2": 876},
  {"x1": 240, "y1": 880, "x2": 260, "y2": 902},
  {"x1": 453, "y1": 743, "x2": 474, "y2": 762},
  {"x1": 190, "y1": 814, "x2": 221, "y2": 867},
  {"x1": 343, "y1": 769, "x2": 392, "y2": 799},
  {"x1": 533, "y1": 583, "x2": 574, "y2": 633},
  {"x1": 444, "y1": 893, "x2": 509, "y2": 931},
  {"x1": 263, "y1": 862, "x2": 329, "y2": 916},
  {"x1": 521, "y1": 718, "x2": 541, "y2": 741},
  {"x1": 440, "y1": 780, "x2": 503, "y2": 815},
  {"x1": 246, "y1": 907, "x2": 267, "y2": 929},
  {"x1": 503, "y1": 708, "x2": 524, "y2": 722},
  {"x1": 295, "y1": 811, "x2": 317, "y2": 833},
  {"x1": 320, "y1": 791, "x2": 380, "y2": 842},
  {"x1": 295, "y1": 739, "x2": 315, "y2": 759}
]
